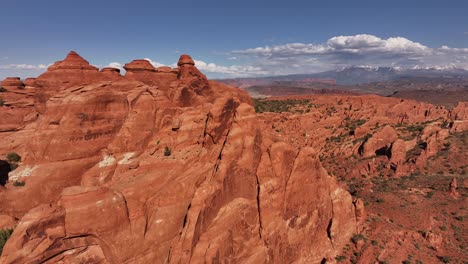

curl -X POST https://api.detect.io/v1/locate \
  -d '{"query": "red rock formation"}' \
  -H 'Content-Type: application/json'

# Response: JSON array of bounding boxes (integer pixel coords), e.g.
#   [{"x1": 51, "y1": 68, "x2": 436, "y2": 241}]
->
[
  {"x1": 23, "y1": 78, "x2": 36, "y2": 89},
  {"x1": 449, "y1": 177, "x2": 459, "y2": 198},
  {"x1": 2, "y1": 50, "x2": 466, "y2": 263},
  {"x1": 0, "y1": 77, "x2": 38, "y2": 132},
  {"x1": 124, "y1": 59, "x2": 177, "y2": 89},
  {"x1": 100, "y1": 67, "x2": 122, "y2": 79},
  {"x1": 123, "y1": 59, "x2": 156, "y2": 72},
  {"x1": 359, "y1": 125, "x2": 398, "y2": 158},
  {"x1": 0, "y1": 52, "x2": 360, "y2": 263},
  {"x1": 33, "y1": 51, "x2": 107, "y2": 113},
  {"x1": 177, "y1": 54, "x2": 210, "y2": 95},
  {"x1": 0, "y1": 77, "x2": 24, "y2": 89}
]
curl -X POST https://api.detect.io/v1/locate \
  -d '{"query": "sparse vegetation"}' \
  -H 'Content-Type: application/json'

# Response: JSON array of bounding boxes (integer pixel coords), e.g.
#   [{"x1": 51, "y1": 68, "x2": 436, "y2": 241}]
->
[
  {"x1": 9, "y1": 163, "x2": 18, "y2": 171},
  {"x1": 335, "y1": 255, "x2": 346, "y2": 262},
  {"x1": 164, "y1": 147, "x2": 172, "y2": 156},
  {"x1": 0, "y1": 228, "x2": 13, "y2": 255},
  {"x1": 0, "y1": 98, "x2": 4, "y2": 106},
  {"x1": 13, "y1": 181, "x2": 25, "y2": 187},
  {"x1": 375, "y1": 198, "x2": 385, "y2": 203},
  {"x1": 417, "y1": 230, "x2": 427, "y2": 237},
  {"x1": 0, "y1": 87, "x2": 6, "y2": 92},
  {"x1": 6, "y1": 152, "x2": 21, "y2": 163},
  {"x1": 437, "y1": 256, "x2": 451, "y2": 263},
  {"x1": 425, "y1": 191, "x2": 434, "y2": 198},
  {"x1": 253, "y1": 98, "x2": 310, "y2": 113},
  {"x1": 351, "y1": 233, "x2": 365, "y2": 244}
]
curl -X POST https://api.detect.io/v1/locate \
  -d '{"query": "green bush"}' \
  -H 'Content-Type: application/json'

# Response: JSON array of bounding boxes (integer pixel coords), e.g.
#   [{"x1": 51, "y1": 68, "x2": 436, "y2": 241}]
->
[
  {"x1": 0, "y1": 228, "x2": 13, "y2": 255},
  {"x1": 335, "y1": 255, "x2": 346, "y2": 262},
  {"x1": 6, "y1": 152, "x2": 21, "y2": 162},
  {"x1": 437, "y1": 256, "x2": 451, "y2": 263},
  {"x1": 426, "y1": 191, "x2": 435, "y2": 198},
  {"x1": 9, "y1": 163, "x2": 18, "y2": 171},
  {"x1": 164, "y1": 147, "x2": 171, "y2": 157},
  {"x1": 351, "y1": 233, "x2": 365, "y2": 244},
  {"x1": 253, "y1": 98, "x2": 310, "y2": 113},
  {"x1": 13, "y1": 181, "x2": 25, "y2": 187}
]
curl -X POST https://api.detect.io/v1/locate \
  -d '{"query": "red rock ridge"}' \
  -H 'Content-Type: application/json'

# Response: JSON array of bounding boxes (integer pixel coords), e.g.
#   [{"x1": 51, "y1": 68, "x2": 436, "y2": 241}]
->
[{"x1": 0, "y1": 52, "x2": 361, "y2": 263}]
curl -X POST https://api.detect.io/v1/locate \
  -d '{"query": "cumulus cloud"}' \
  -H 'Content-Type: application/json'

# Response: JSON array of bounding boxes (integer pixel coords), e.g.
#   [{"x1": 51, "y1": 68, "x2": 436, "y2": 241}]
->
[
  {"x1": 140, "y1": 58, "x2": 267, "y2": 78},
  {"x1": 232, "y1": 34, "x2": 468, "y2": 75},
  {"x1": 107, "y1": 62, "x2": 123, "y2": 69},
  {"x1": 194, "y1": 60, "x2": 267, "y2": 77},
  {"x1": 144, "y1": 58, "x2": 172, "y2": 68}
]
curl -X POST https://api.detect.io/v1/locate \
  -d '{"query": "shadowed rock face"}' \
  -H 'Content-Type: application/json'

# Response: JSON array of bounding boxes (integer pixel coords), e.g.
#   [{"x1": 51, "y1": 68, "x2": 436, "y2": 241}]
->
[{"x1": 0, "y1": 52, "x2": 359, "y2": 263}]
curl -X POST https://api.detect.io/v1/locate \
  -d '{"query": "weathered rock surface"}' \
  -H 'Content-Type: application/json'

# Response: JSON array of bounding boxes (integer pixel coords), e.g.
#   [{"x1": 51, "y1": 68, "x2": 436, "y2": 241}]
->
[
  {"x1": 0, "y1": 52, "x2": 359, "y2": 263},
  {"x1": 0, "y1": 77, "x2": 24, "y2": 89}
]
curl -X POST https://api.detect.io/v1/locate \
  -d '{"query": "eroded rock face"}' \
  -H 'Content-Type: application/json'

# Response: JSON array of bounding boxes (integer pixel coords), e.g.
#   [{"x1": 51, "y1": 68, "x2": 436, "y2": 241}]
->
[
  {"x1": 359, "y1": 125, "x2": 398, "y2": 158},
  {"x1": 1, "y1": 77, "x2": 24, "y2": 89},
  {"x1": 100, "y1": 67, "x2": 122, "y2": 79},
  {"x1": 124, "y1": 59, "x2": 178, "y2": 89},
  {"x1": 0, "y1": 53, "x2": 359, "y2": 263},
  {"x1": 33, "y1": 51, "x2": 107, "y2": 113}
]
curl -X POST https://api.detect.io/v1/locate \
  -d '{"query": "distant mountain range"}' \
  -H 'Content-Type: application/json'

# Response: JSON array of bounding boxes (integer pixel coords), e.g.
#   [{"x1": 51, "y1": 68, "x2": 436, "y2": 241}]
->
[{"x1": 220, "y1": 65, "x2": 468, "y2": 86}]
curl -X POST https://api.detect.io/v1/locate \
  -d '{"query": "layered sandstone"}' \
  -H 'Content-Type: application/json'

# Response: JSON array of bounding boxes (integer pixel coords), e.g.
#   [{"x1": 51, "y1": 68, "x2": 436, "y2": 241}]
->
[
  {"x1": 0, "y1": 52, "x2": 359, "y2": 263},
  {"x1": 124, "y1": 59, "x2": 178, "y2": 89},
  {"x1": 0, "y1": 77, "x2": 24, "y2": 89}
]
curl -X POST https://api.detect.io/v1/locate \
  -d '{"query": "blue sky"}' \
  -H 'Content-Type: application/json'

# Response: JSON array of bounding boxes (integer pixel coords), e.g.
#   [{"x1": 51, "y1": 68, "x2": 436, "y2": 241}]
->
[{"x1": 1, "y1": 0, "x2": 468, "y2": 79}]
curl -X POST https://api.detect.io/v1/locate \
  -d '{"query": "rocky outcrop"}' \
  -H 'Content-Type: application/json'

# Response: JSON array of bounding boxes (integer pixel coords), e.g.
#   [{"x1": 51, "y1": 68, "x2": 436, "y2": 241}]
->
[
  {"x1": 0, "y1": 77, "x2": 24, "y2": 89},
  {"x1": 449, "y1": 177, "x2": 459, "y2": 198},
  {"x1": 359, "y1": 125, "x2": 398, "y2": 158},
  {"x1": 23, "y1": 78, "x2": 36, "y2": 89},
  {"x1": 0, "y1": 52, "x2": 359, "y2": 263},
  {"x1": 124, "y1": 59, "x2": 178, "y2": 89},
  {"x1": 33, "y1": 51, "x2": 107, "y2": 113},
  {"x1": 123, "y1": 59, "x2": 156, "y2": 72},
  {"x1": 177, "y1": 54, "x2": 210, "y2": 95}
]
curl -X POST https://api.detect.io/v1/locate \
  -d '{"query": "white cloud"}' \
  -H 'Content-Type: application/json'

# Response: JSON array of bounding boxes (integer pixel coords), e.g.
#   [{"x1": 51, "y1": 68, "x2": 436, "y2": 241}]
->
[
  {"x1": 193, "y1": 59, "x2": 267, "y2": 77},
  {"x1": 231, "y1": 34, "x2": 468, "y2": 75},
  {"x1": 107, "y1": 62, "x2": 122, "y2": 69},
  {"x1": 0, "y1": 63, "x2": 49, "y2": 69},
  {"x1": 143, "y1": 58, "x2": 173, "y2": 68}
]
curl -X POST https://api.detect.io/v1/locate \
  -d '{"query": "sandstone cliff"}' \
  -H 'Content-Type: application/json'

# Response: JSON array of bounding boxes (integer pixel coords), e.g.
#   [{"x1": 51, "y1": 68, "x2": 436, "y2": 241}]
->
[{"x1": 0, "y1": 52, "x2": 359, "y2": 263}]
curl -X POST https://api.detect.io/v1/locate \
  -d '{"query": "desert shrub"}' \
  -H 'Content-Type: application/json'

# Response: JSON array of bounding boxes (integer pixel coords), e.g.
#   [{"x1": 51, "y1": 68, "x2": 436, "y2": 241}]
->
[
  {"x1": 9, "y1": 163, "x2": 18, "y2": 171},
  {"x1": 335, "y1": 255, "x2": 346, "y2": 262},
  {"x1": 0, "y1": 87, "x2": 6, "y2": 92},
  {"x1": 13, "y1": 181, "x2": 25, "y2": 187},
  {"x1": 375, "y1": 198, "x2": 385, "y2": 203},
  {"x1": 426, "y1": 191, "x2": 435, "y2": 198},
  {"x1": 253, "y1": 99, "x2": 310, "y2": 113},
  {"x1": 437, "y1": 256, "x2": 451, "y2": 263},
  {"x1": 0, "y1": 98, "x2": 4, "y2": 106},
  {"x1": 371, "y1": 240, "x2": 378, "y2": 246},
  {"x1": 0, "y1": 228, "x2": 13, "y2": 255},
  {"x1": 417, "y1": 230, "x2": 427, "y2": 237},
  {"x1": 351, "y1": 233, "x2": 365, "y2": 244},
  {"x1": 164, "y1": 147, "x2": 172, "y2": 156},
  {"x1": 6, "y1": 152, "x2": 21, "y2": 162}
]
